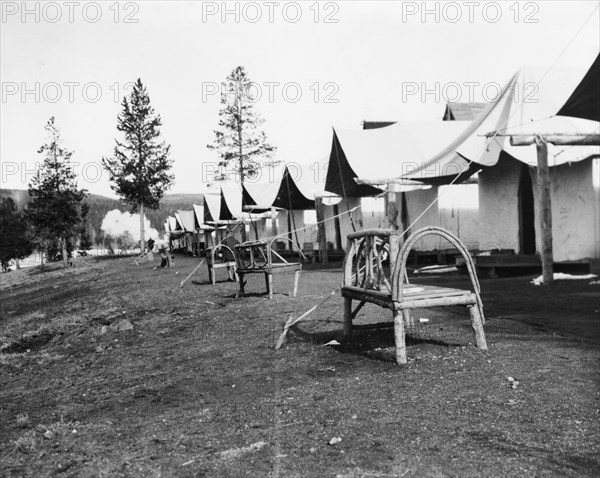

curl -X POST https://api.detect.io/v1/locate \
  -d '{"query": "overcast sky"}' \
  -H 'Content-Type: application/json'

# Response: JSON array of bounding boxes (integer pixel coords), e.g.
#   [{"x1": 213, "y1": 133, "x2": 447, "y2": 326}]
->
[{"x1": 1, "y1": 1, "x2": 598, "y2": 198}]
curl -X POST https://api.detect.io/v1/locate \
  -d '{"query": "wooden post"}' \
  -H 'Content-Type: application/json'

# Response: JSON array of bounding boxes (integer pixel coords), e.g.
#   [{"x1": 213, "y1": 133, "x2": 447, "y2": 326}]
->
[
  {"x1": 386, "y1": 184, "x2": 399, "y2": 230},
  {"x1": 393, "y1": 308, "x2": 407, "y2": 365},
  {"x1": 333, "y1": 203, "x2": 342, "y2": 251},
  {"x1": 469, "y1": 305, "x2": 488, "y2": 350},
  {"x1": 271, "y1": 207, "x2": 278, "y2": 237},
  {"x1": 241, "y1": 218, "x2": 247, "y2": 243},
  {"x1": 535, "y1": 135, "x2": 554, "y2": 285},
  {"x1": 343, "y1": 297, "x2": 352, "y2": 337},
  {"x1": 400, "y1": 192, "x2": 410, "y2": 239},
  {"x1": 293, "y1": 270, "x2": 301, "y2": 297},
  {"x1": 315, "y1": 196, "x2": 328, "y2": 264},
  {"x1": 287, "y1": 210, "x2": 293, "y2": 250}
]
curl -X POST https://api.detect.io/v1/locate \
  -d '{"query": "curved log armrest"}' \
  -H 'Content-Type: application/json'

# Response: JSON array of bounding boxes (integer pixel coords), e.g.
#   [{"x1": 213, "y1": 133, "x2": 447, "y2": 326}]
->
[
  {"x1": 392, "y1": 226, "x2": 481, "y2": 302},
  {"x1": 208, "y1": 244, "x2": 237, "y2": 265}
]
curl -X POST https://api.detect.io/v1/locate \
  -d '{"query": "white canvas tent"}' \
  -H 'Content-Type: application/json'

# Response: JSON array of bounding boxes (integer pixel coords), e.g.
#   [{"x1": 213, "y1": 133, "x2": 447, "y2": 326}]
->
[
  {"x1": 325, "y1": 121, "x2": 477, "y2": 249},
  {"x1": 407, "y1": 64, "x2": 599, "y2": 264}
]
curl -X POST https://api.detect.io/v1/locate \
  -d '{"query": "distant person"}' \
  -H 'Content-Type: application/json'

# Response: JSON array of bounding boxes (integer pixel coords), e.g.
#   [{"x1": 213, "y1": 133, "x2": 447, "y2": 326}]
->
[
  {"x1": 147, "y1": 238, "x2": 155, "y2": 253},
  {"x1": 158, "y1": 243, "x2": 173, "y2": 268}
]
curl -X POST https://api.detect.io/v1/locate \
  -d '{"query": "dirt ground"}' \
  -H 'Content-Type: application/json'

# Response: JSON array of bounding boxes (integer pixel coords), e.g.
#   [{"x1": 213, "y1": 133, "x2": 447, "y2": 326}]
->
[{"x1": 1, "y1": 254, "x2": 599, "y2": 477}]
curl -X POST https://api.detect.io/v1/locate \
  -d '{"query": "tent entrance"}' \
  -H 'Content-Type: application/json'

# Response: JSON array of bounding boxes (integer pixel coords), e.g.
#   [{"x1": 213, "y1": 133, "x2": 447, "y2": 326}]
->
[{"x1": 518, "y1": 164, "x2": 536, "y2": 255}]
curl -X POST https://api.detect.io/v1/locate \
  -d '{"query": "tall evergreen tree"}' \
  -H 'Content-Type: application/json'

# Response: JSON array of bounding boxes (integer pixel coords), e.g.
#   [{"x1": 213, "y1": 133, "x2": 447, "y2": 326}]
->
[
  {"x1": 207, "y1": 66, "x2": 278, "y2": 183},
  {"x1": 102, "y1": 79, "x2": 173, "y2": 251},
  {"x1": 0, "y1": 197, "x2": 33, "y2": 271},
  {"x1": 207, "y1": 66, "x2": 277, "y2": 241},
  {"x1": 26, "y1": 117, "x2": 87, "y2": 268}
]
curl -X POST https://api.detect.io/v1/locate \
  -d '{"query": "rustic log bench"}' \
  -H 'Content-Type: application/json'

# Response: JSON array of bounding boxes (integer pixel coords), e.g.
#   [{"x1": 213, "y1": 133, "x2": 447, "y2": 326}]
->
[
  {"x1": 342, "y1": 226, "x2": 487, "y2": 365},
  {"x1": 235, "y1": 238, "x2": 303, "y2": 299},
  {"x1": 206, "y1": 244, "x2": 238, "y2": 284}
]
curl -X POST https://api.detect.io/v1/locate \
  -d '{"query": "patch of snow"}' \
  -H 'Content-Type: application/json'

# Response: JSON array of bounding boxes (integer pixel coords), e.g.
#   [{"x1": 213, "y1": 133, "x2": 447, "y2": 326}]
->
[
  {"x1": 415, "y1": 265, "x2": 458, "y2": 274},
  {"x1": 531, "y1": 273, "x2": 597, "y2": 286}
]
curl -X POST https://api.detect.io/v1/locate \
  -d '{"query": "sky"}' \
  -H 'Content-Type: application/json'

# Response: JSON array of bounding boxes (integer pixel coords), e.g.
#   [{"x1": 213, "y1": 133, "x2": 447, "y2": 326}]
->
[{"x1": 1, "y1": 0, "x2": 599, "y2": 198}]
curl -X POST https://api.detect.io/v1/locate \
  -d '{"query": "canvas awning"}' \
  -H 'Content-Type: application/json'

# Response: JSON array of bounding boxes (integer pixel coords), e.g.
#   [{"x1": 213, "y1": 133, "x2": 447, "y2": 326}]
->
[
  {"x1": 557, "y1": 53, "x2": 600, "y2": 122},
  {"x1": 243, "y1": 158, "x2": 339, "y2": 210},
  {"x1": 409, "y1": 65, "x2": 600, "y2": 178},
  {"x1": 242, "y1": 164, "x2": 285, "y2": 212},
  {"x1": 176, "y1": 210, "x2": 196, "y2": 232},
  {"x1": 192, "y1": 204, "x2": 211, "y2": 230},
  {"x1": 325, "y1": 121, "x2": 471, "y2": 196},
  {"x1": 219, "y1": 184, "x2": 243, "y2": 220},
  {"x1": 203, "y1": 192, "x2": 222, "y2": 223}
]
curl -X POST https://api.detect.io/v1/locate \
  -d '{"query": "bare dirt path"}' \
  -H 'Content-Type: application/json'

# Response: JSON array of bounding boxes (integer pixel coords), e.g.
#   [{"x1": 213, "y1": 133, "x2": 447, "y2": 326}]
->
[{"x1": 1, "y1": 255, "x2": 599, "y2": 477}]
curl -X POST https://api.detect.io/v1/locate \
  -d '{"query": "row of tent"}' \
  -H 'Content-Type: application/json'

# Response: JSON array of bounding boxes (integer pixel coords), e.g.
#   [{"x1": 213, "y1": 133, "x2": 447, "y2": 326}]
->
[{"x1": 166, "y1": 56, "x2": 600, "y2": 263}]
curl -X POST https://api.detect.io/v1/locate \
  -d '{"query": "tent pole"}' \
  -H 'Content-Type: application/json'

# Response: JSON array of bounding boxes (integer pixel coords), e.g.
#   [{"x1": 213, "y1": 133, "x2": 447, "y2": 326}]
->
[
  {"x1": 386, "y1": 183, "x2": 399, "y2": 231},
  {"x1": 535, "y1": 135, "x2": 554, "y2": 285},
  {"x1": 315, "y1": 196, "x2": 328, "y2": 264},
  {"x1": 271, "y1": 207, "x2": 278, "y2": 237},
  {"x1": 287, "y1": 210, "x2": 293, "y2": 249},
  {"x1": 333, "y1": 203, "x2": 342, "y2": 251}
]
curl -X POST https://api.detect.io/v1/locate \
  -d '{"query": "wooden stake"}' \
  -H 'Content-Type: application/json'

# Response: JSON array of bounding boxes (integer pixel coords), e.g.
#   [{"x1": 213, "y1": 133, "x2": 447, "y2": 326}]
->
[
  {"x1": 275, "y1": 289, "x2": 338, "y2": 349},
  {"x1": 535, "y1": 135, "x2": 554, "y2": 285},
  {"x1": 180, "y1": 258, "x2": 205, "y2": 288}
]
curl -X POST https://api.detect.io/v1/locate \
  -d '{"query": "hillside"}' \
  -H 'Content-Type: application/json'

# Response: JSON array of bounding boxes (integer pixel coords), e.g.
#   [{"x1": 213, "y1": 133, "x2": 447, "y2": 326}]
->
[{"x1": 0, "y1": 189, "x2": 203, "y2": 243}]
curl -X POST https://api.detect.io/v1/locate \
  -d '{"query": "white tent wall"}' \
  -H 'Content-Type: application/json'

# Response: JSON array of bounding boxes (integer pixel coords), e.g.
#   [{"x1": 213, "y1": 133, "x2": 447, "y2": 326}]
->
[
  {"x1": 478, "y1": 156, "x2": 522, "y2": 252},
  {"x1": 479, "y1": 155, "x2": 599, "y2": 262},
  {"x1": 438, "y1": 184, "x2": 480, "y2": 250},
  {"x1": 323, "y1": 197, "x2": 363, "y2": 248},
  {"x1": 403, "y1": 188, "x2": 441, "y2": 251},
  {"x1": 246, "y1": 216, "x2": 270, "y2": 242},
  {"x1": 273, "y1": 210, "x2": 310, "y2": 248},
  {"x1": 266, "y1": 197, "x2": 363, "y2": 252},
  {"x1": 360, "y1": 197, "x2": 386, "y2": 230},
  {"x1": 532, "y1": 158, "x2": 599, "y2": 262}
]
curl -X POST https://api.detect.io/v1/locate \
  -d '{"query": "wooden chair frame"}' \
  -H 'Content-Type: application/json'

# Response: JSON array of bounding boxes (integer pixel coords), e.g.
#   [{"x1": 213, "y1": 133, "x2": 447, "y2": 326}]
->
[
  {"x1": 235, "y1": 238, "x2": 303, "y2": 299},
  {"x1": 206, "y1": 244, "x2": 238, "y2": 285},
  {"x1": 342, "y1": 226, "x2": 487, "y2": 365}
]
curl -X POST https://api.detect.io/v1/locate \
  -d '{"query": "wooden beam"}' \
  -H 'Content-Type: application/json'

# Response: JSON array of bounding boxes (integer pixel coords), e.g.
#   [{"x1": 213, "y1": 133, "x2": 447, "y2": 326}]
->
[
  {"x1": 355, "y1": 178, "x2": 425, "y2": 186},
  {"x1": 315, "y1": 196, "x2": 328, "y2": 264},
  {"x1": 506, "y1": 134, "x2": 600, "y2": 146},
  {"x1": 535, "y1": 135, "x2": 554, "y2": 285}
]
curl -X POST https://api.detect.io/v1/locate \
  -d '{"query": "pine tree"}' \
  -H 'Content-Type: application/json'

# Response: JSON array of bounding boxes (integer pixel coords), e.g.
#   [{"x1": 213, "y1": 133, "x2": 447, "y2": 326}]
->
[
  {"x1": 207, "y1": 66, "x2": 278, "y2": 183},
  {"x1": 26, "y1": 117, "x2": 88, "y2": 268},
  {"x1": 102, "y1": 79, "x2": 173, "y2": 252},
  {"x1": 78, "y1": 203, "x2": 93, "y2": 256},
  {"x1": 207, "y1": 66, "x2": 277, "y2": 241},
  {"x1": 0, "y1": 197, "x2": 34, "y2": 271}
]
